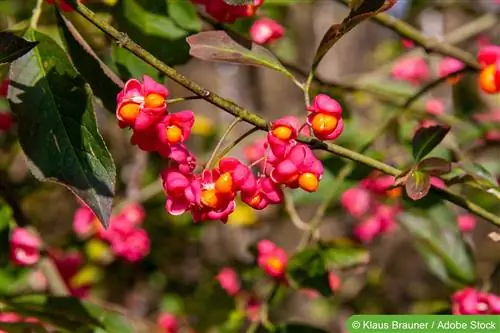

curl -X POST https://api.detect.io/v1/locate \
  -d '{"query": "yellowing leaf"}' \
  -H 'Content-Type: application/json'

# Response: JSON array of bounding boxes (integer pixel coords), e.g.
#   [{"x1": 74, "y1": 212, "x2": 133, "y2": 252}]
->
[
  {"x1": 70, "y1": 265, "x2": 103, "y2": 288},
  {"x1": 227, "y1": 202, "x2": 257, "y2": 226},
  {"x1": 192, "y1": 115, "x2": 215, "y2": 136},
  {"x1": 84, "y1": 238, "x2": 114, "y2": 264}
]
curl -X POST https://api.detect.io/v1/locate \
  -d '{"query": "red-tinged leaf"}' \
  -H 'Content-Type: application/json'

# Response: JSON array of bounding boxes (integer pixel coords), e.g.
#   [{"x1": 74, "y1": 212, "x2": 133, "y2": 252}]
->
[
  {"x1": 312, "y1": 0, "x2": 396, "y2": 67},
  {"x1": 187, "y1": 31, "x2": 296, "y2": 81},
  {"x1": 412, "y1": 125, "x2": 450, "y2": 162},
  {"x1": 405, "y1": 170, "x2": 431, "y2": 200},
  {"x1": 418, "y1": 157, "x2": 452, "y2": 176}
]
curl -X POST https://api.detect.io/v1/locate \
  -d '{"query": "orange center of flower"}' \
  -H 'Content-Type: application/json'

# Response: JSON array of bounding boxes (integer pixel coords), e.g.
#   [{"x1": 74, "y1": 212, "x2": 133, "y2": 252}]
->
[
  {"x1": 215, "y1": 172, "x2": 234, "y2": 194},
  {"x1": 118, "y1": 103, "x2": 140, "y2": 123},
  {"x1": 447, "y1": 75, "x2": 461, "y2": 85},
  {"x1": 267, "y1": 256, "x2": 284, "y2": 272},
  {"x1": 311, "y1": 113, "x2": 338, "y2": 136},
  {"x1": 201, "y1": 189, "x2": 219, "y2": 209},
  {"x1": 248, "y1": 194, "x2": 262, "y2": 207},
  {"x1": 144, "y1": 93, "x2": 165, "y2": 108},
  {"x1": 166, "y1": 125, "x2": 183, "y2": 144},
  {"x1": 272, "y1": 126, "x2": 293, "y2": 141},
  {"x1": 386, "y1": 187, "x2": 402, "y2": 199},
  {"x1": 479, "y1": 64, "x2": 498, "y2": 94},
  {"x1": 298, "y1": 172, "x2": 319, "y2": 192}
]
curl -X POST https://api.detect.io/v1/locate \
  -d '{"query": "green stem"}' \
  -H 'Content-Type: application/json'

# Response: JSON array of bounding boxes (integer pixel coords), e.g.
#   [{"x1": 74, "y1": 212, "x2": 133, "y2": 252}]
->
[
  {"x1": 30, "y1": 0, "x2": 44, "y2": 29},
  {"x1": 71, "y1": 2, "x2": 500, "y2": 228},
  {"x1": 213, "y1": 126, "x2": 259, "y2": 164},
  {"x1": 166, "y1": 95, "x2": 203, "y2": 104},
  {"x1": 205, "y1": 118, "x2": 241, "y2": 169}
]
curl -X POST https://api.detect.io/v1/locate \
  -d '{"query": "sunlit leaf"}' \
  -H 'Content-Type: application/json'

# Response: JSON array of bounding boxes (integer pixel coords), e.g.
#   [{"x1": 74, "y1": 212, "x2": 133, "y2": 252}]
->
[{"x1": 8, "y1": 29, "x2": 116, "y2": 227}]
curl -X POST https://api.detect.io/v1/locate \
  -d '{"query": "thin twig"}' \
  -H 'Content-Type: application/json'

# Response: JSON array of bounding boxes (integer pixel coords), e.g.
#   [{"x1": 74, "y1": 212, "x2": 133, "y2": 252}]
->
[
  {"x1": 30, "y1": 0, "x2": 44, "y2": 29},
  {"x1": 70, "y1": 1, "x2": 500, "y2": 227},
  {"x1": 205, "y1": 117, "x2": 241, "y2": 169}
]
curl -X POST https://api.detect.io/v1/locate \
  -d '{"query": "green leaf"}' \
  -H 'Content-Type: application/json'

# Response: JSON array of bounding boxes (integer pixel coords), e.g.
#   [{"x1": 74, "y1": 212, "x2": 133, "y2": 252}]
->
[
  {"x1": 85, "y1": 303, "x2": 135, "y2": 333},
  {"x1": 112, "y1": 44, "x2": 160, "y2": 81},
  {"x1": 411, "y1": 125, "x2": 450, "y2": 161},
  {"x1": 56, "y1": 12, "x2": 123, "y2": 113},
  {"x1": 7, "y1": 29, "x2": 116, "y2": 227},
  {"x1": 187, "y1": 31, "x2": 297, "y2": 83},
  {"x1": 263, "y1": 324, "x2": 328, "y2": 333},
  {"x1": 398, "y1": 206, "x2": 475, "y2": 286},
  {"x1": 167, "y1": 0, "x2": 201, "y2": 31},
  {"x1": 417, "y1": 157, "x2": 451, "y2": 176},
  {"x1": 114, "y1": 0, "x2": 191, "y2": 66},
  {"x1": 286, "y1": 242, "x2": 369, "y2": 297},
  {"x1": 0, "y1": 31, "x2": 38, "y2": 64},
  {"x1": 0, "y1": 322, "x2": 48, "y2": 333},
  {"x1": 405, "y1": 169, "x2": 431, "y2": 201},
  {"x1": 6, "y1": 296, "x2": 103, "y2": 331}
]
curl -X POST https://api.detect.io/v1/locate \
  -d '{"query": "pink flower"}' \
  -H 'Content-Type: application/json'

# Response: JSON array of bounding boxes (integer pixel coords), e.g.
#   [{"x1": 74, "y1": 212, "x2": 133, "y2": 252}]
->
[
  {"x1": 73, "y1": 205, "x2": 99, "y2": 238},
  {"x1": 391, "y1": 57, "x2": 430, "y2": 85},
  {"x1": 307, "y1": 94, "x2": 344, "y2": 141},
  {"x1": 341, "y1": 187, "x2": 372, "y2": 218},
  {"x1": 116, "y1": 75, "x2": 168, "y2": 131},
  {"x1": 45, "y1": 0, "x2": 84, "y2": 12},
  {"x1": 485, "y1": 130, "x2": 500, "y2": 141},
  {"x1": 162, "y1": 167, "x2": 201, "y2": 216},
  {"x1": 193, "y1": 0, "x2": 263, "y2": 23},
  {"x1": 50, "y1": 250, "x2": 91, "y2": 298},
  {"x1": 244, "y1": 295, "x2": 262, "y2": 322},
  {"x1": 430, "y1": 177, "x2": 446, "y2": 189},
  {"x1": 477, "y1": 45, "x2": 500, "y2": 68},
  {"x1": 457, "y1": 213, "x2": 476, "y2": 233},
  {"x1": 328, "y1": 272, "x2": 342, "y2": 292},
  {"x1": 216, "y1": 267, "x2": 241, "y2": 296},
  {"x1": 160, "y1": 144, "x2": 197, "y2": 174},
  {"x1": 244, "y1": 137, "x2": 267, "y2": 165},
  {"x1": 157, "y1": 111, "x2": 195, "y2": 145},
  {"x1": 270, "y1": 143, "x2": 323, "y2": 193},
  {"x1": 425, "y1": 99, "x2": 445, "y2": 115},
  {"x1": 9, "y1": 228, "x2": 41, "y2": 266},
  {"x1": 116, "y1": 202, "x2": 146, "y2": 225},
  {"x1": 242, "y1": 176, "x2": 283, "y2": 210},
  {"x1": 452, "y1": 288, "x2": 500, "y2": 315},
  {"x1": 192, "y1": 169, "x2": 236, "y2": 223},
  {"x1": 0, "y1": 112, "x2": 13, "y2": 131},
  {"x1": 439, "y1": 57, "x2": 465, "y2": 78},
  {"x1": 101, "y1": 215, "x2": 150, "y2": 263},
  {"x1": 158, "y1": 313, "x2": 178, "y2": 333},
  {"x1": 256, "y1": 240, "x2": 287, "y2": 280},
  {"x1": 0, "y1": 79, "x2": 9, "y2": 97},
  {"x1": 401, "y1": 39, "x2": 414, "y2": 49},
  {"x1": 217, "y1": 157, "x2": 257, "y2": 195},
  {"x1": 473, "y1": 109, "x2": 500, "y2": 123},
  {"x1": 268, "y1": 116, "x2": 301, "y2": 159},
  {"x1": 250, "y1": 18, "x2": 285, "y2": 45},
  {"x1": 353, "y1": 216, "x2": 383, "y2": 244}
]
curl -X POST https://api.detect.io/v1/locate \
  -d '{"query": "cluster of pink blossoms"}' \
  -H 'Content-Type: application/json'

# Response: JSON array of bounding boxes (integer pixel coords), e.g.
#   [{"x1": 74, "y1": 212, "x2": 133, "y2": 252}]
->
[
  {"x1": 452, "y1": 288, "x2": 500, "y2": 315},
  {"x1": 114, "y1": 74, "x2": 344, "y2": 222},
  {"x1": 73, "y1": 202, "x2": 150, "y2": 263},
  {"x1": 0, "y1": 313, "x2": 40, "y2": 333},
  {"x1": 341, "y1": 174, "x2": 401, "y2": 243},
  {"x1": 391, "y1": 56, "x2": 464, "y2": 86}
]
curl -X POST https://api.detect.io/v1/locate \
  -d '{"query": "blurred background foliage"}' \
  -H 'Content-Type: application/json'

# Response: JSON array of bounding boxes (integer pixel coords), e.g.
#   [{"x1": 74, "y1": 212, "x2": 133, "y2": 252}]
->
[{"x1": 1, "y1": 0, "x2": 500, "y2": 332}]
